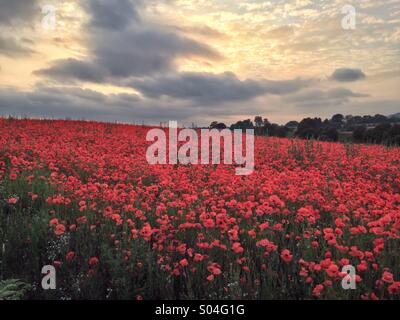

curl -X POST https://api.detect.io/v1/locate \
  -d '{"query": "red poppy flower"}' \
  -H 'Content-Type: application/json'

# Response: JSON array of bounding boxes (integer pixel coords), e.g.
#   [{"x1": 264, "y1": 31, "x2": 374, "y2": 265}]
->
[
  {"x1": 207, "y1": 263, "x2": 222, "y2": 275},
  {"x1": 382, "y1": 271, "x2": 394, "y2": 283},
  {"x1": 54, "y1": 224, "x2": 66, "y2": 236},
  {"x1": 7, "y1": 197, "x2": 18, "y2": 204},
  {"x1": 66, "y1": 251, "x2": 75, "y2": 261},
  {"x1": 312, "y1": 284, "x2": 324, "y2": 297},
  {"x1": 280, "y1": 249, "x2": 293, "y2": 263},
  {"x1": 326, "y1": 264, "x2": 339, "y2": 277},
  {"x1": 179, "y1": 258, "x2": 189, "y2": 267},
  {"x1": 88, "y1": 257, "x2": 99, "y2": 266},
  {"x1": 232, "y1": 242, "x2": 244, "y2": 254}
]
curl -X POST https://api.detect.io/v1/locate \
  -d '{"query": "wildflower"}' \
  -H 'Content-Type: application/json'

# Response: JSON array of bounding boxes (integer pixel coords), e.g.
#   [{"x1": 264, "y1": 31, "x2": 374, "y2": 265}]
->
[
  {"x1": 388, "y1": 282, "x2": 400, "y2": 295},
  {"x1": 207, "y1": 263, "x2": 222, "y2": 275},
  {"x1": 89, "y1": 257, "x2": 99, "y2": 266},
  {"x1": 54, "y1": 224, "x2": 66, "y2": 236},
  {"x1": 179, "y1": 258, "x2": 189, "y2": 267},
  {"x1": 326, "y1": 264, "x2": 339, "y2": 277},
  {"x1": 280, "y1": 249, "x2": 293, "y2": 263},
  {"x1": 53, "y1": 261, "x2": 62, "y2": 268},
  {"x1": 66, "y1": 251, "x2": 75, "y2": 261},
  {"x1": 49, "y1": 218, "x2": 59, "y2": 226},
  {"x1": 382, "y1": 271, "x2": 394, "y2": 283},
  {"x1": 8, "y1": 197, "x2": 18, "y2": 204},
  {"x1": 312, "y1": 284, "x2": 324, "y2": 297},
  {"x1": 194, "y1": 253, "x2": 204, "y2": 262},
  {"x1": 232, "y1": 242, "x2": 244, "y2": 254}
]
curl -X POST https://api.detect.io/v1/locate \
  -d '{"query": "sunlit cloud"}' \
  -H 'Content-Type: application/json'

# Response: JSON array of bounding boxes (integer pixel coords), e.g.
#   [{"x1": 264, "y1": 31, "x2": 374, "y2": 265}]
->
[{"x1": 0, "y1": 0, "x2": 399, "y2": 125}]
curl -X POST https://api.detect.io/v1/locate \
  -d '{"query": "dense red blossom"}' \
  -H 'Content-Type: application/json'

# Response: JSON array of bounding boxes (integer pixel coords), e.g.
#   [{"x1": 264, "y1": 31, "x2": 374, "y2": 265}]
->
[{"x1": 1, "y1": 118, "x2": 399, "y2": 300}]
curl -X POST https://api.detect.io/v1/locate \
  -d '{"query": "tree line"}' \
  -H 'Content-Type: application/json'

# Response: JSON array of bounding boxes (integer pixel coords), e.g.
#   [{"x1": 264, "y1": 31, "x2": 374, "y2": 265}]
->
[{"x1": 209, "y1": 113, "x2": 400, "y2": 146}]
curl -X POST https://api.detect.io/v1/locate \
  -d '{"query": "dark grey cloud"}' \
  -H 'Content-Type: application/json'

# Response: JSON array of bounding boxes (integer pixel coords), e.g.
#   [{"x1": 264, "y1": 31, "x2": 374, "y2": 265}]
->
[
  {"x1": 0, "y1": 0, "x2": 39, "y2": 26},
  {"x1": 1, "y1": 86, "x2": 397, "y2": 126},
  {"x1": 0, "y1": 86, "x2": 198, "y2": 124},
  {"x1": 0, "y1": 36, "x2": 34, "y2": 57},
  {"x1": 330, "y1": 68, "x2": 366, "y2": 82},
  {"x1": 285, "y1": 88, "x2": 369, "y2": 108},
  {"x1": 91, "y1": 28, "x2": 222, "y2": 78},
  {"x1": 35, "y1": 58, "x2": 107, "y2": 83},
  {"x1": 35, "y1": 0, "x2": 222, "y2": 81},
  {"x1": 0, "y1": 84, "x2": 303, "y2": 125},
  {"x1": 0, "y1": 0, "x2": 38, "y2": 57},
  {"x1": 132, "y1": 72, "x2": 266, "y2": 103},
  {"x1": 84, "y1": 0, "x2": 141, "y2": 31},
  {"x1": 35, "y1": 26, "x2": 222, "y2": 81},
  {"x1": 131, "y1": 72, "x2": 311, "y2": 104}
]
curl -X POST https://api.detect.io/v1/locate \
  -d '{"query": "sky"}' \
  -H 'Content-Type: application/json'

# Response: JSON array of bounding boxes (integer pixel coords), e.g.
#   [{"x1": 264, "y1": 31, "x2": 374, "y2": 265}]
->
[{"x1": 0, "y1": 0, "x2": 399, "y2": 126}]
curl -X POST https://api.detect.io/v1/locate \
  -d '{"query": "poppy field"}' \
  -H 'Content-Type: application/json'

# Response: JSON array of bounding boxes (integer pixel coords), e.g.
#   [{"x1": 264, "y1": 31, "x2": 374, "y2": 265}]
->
[{"x1": 0, "y1": 118, "x2": 399, "y2": 300}]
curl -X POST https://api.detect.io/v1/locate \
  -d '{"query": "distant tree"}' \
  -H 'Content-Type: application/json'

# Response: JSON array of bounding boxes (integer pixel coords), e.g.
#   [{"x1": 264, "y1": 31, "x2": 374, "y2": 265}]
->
[
  {"x1": 353, "y1": 126, "x2": 366, "y2": 142},
  {"x1": 230, "y1": 121, "x2": 242, "y2": 130},
  {"x1": 274, "y1": 126, "x2": 289, "y2": 138},
  {"x1": 320, "y1": 128, "x2": 339, "y2": 142},
  {"x1": 254, "y1": 116, "x2": 263, "y2": 135},
  {"x1": 295, "y1": 118, "x2": 323, "y2": 139},
  {"x1": 225, "y1": 113, "x2": 399, "y2": 145},
  {"x1": 362, "y1": 115, "x2": 374, "y2": 124},
  {"x1": 373, "y1": 114, "x2": 388, "y2": 123},
  {"x1": 331, "y1": 114, "x2": 344, "y2": 122},
  {"x1": 210, "y1": 121, "x2": 218, "y2": 129},
  {"x1": 387, "y1": 124, "x2": 400, "y2": 145},
  {"x1": 285, "y1": 121, "x2": 299, "y2": 129},
  {"x1": 241, "y1": 119, "x2": 254, "y2": 130},
  {"x1": 261, "y1": 118, "x2": 270, "y2": 135},
  {"x1": 210, "y1": 121, "x2": 227, "y2": 130},
  {"x1": 254, "y1": 116, "x2": 263, "y2": 128},
  {"x1": 372, "y1": 123, "x2": 392, "y2": 143},
  {"x1": 345, "y1": 115, "x2": 353, "y2": 122},
  {"x1": 330, "y1": 114, "x2": 344, "y2": 129},
  {"x1": 352, "y1": 116, "x2": 363, "y2": 124},
  {"x1": 230, "y1": 119, "x2": 253, "y2": 130}
]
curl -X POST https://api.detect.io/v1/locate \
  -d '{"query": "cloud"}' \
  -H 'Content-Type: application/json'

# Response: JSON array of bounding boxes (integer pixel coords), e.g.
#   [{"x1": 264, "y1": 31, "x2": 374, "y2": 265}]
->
[
  {"x1": 84, "y1": 0, "x2": 142, "y2": 31},
  {"x1": 0, "y1": 86, "x2": 211, "y2": 124},
  {"x1": 0, "y1": 36, "x2": 34, "y2": 57},
  {"x1": 0, "y1": 0, "x2": 39, "y2": 26},
  {"x1": 2, "y1": 0, "x2": 398, "y2": 126},
  {"x1": 35, "y1": 0, "x2": 222, "y2": 81},
  {"x1": 0, "y1": 84, "x2": 395, "y2": 127},
  {"x1": 35, "y1": 58, "x2": 107, "y2": 83},
  {"x1": 36, "y1": 27, "x2": 222, "y2": 81},
  {"x1": 130, "y1": 72, "x2": 312, "y2": 104},
  {"x1": 175, "y1": 25, "x2": 226, "y2": 39},
  {"x1": 0, "y1": 82, "x2": 305, "y2": 125},
  {"x1": 0, "y1": 0, "x2": 38, "y2": 57},
  {"x1": 91, "y1": 27, "x2": 222, "y2": 78},
  {"x1": 265, "y1": 26, "x2": 295, "y2": 39},
  {"x1": 329, "y1": 68, "x2": 367, "y2": 82},
  {"x1": 285, "y1": 88, "x2": 369, "y2": 108}
]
